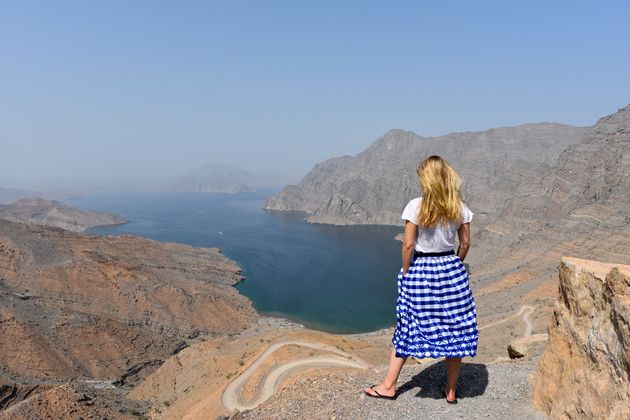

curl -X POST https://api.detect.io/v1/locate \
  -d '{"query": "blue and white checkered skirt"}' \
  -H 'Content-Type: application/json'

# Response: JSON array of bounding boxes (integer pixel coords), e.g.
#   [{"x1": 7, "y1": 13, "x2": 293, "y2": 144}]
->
[{"x1": 392, "y1": 253, "x2": 478, "y2": 358}]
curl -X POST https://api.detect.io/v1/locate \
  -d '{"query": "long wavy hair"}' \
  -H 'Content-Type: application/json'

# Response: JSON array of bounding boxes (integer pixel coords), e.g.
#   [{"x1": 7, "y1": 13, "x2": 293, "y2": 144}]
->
[{"x1": 416, "y1": 155, "x2": 463, "y2": 227}]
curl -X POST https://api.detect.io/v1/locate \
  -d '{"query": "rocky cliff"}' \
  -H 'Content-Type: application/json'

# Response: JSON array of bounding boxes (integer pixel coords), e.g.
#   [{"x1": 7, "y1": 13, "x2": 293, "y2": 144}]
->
[
  {"x1": 0, "y1": 197, "x2": 126, "y2": 232},
  {"x1": 475, "y1": 105, "x2": 630, "y2": 270},
  {"x1": 264, "y1": 123, "x2": 586, "y2": 227},
  {"x1": 0, "y1": 219, "x2": 256, "y2": 415},
  {"x1": 533, "y1": 257, "x2": 630, "y2": 419}
]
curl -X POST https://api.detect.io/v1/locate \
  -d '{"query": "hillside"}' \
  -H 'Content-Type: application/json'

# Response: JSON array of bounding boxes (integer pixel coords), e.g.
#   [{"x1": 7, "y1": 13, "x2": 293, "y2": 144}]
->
[
  {"x1": 0, "y1": 219, "x2": 256, "y2": 415},
  {"x1": 264, "y1": 123, "x2": 586, "y2": 227},
  {"x1": 0, "y1": 197, "x2": 127, "y2": 232},
  {"x1": 471, "y1": 104, "x2": 630, "y2": 286}
]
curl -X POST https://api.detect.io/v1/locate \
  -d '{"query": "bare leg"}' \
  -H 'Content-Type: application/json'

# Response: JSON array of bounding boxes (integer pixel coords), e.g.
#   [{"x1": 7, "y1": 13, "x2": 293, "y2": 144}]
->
[
  {"x1": 363, "y1": 348, "x2": 407, "y2": 397},
  {"x1": 444, "y1": 357, "x2": 461, "y2": 401}
]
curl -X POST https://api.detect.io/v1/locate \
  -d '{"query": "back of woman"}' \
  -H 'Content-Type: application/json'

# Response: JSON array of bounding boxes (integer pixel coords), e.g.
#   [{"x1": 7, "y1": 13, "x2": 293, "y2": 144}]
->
[{"x1": 363, "y1": 155, "x2": 478, "y2": 404}]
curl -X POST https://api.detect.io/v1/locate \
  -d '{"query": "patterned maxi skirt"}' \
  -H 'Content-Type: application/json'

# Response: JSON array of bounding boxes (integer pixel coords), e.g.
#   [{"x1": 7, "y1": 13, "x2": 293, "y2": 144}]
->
[{"x1": 392, "y1": 252, "x2": 478, "y2": 358}]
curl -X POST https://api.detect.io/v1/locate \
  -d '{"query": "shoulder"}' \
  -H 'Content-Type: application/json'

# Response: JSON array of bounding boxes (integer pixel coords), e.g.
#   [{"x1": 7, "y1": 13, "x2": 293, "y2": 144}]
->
[
  {"x1": 460, "y1": 201, "x2": 473, "y2": 224},
  {"x1": 401, "y1": 197, "x2": 422, "y2": 223},
  {"x1": 406, "y1": 197, "x2": 422, "y2": 208}
]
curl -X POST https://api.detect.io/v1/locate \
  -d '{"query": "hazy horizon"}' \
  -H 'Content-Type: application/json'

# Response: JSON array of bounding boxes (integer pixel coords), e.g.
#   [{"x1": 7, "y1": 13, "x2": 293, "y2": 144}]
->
[{"x1": 2, "y1": 1, "x2": 629, "y2": 184}]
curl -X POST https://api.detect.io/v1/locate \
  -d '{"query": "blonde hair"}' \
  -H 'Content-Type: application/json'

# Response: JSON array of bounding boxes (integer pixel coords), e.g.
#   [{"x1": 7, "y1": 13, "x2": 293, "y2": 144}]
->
[{"x1": 416, "y1": 155, "x2": 463, "y2": 227}]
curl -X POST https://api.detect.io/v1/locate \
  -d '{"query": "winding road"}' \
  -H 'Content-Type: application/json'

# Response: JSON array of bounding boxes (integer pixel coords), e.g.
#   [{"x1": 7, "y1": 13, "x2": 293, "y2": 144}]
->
[
  {"x1": 222, "y1": 305, "x2": 535, "y2": 412},
  {"x1": 479, "y1": 305, "x2": 534, "y2": 336},
  {"x1": 221, "y1": 340, "x2": 367, "y2": 412}
]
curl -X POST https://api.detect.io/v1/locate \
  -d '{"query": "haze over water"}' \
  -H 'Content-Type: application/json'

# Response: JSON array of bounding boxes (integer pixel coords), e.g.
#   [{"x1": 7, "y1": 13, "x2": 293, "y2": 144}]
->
[{"x1": 68, "y1": 191, "x2": 401, "y2": 333}]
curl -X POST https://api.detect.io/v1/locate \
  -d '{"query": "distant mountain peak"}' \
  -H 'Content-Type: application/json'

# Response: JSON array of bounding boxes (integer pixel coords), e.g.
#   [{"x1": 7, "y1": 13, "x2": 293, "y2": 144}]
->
[{"x1": 167, "y1": 163, "x2": 297, "y2": 193}]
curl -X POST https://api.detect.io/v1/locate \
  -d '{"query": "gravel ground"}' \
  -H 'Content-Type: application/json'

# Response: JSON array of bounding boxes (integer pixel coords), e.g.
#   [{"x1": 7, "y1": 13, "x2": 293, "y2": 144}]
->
[{"x1": 236, "y1": 356, "x2": 546, "y2": 420}]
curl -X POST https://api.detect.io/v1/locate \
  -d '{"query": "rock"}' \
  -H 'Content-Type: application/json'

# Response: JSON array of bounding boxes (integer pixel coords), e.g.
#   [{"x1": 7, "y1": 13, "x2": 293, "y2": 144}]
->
[
  {"x1": 507, "y1": 334, "x2": 548, "y2": 359},
  {"x1": 533, "y1": 257, "x2": 630, "y2": 419}
]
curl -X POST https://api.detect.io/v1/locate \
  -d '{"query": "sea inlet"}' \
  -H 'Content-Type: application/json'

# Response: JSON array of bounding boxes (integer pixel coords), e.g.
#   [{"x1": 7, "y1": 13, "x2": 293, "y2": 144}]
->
[{"x1": 69, "y1": 191, "x2": 401, "y2": 333}]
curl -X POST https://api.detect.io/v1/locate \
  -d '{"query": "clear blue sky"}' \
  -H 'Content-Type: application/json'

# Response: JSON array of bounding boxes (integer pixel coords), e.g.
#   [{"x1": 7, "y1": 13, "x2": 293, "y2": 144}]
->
[{"x1": 1, "y1": 1, "x2": 629, "y2": 182}]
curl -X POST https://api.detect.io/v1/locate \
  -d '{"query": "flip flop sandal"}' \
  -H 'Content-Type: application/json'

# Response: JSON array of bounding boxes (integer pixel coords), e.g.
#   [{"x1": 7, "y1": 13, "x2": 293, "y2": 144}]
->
[{"x1": 364, "y1": 385, "x2": 398, "y2": 400}]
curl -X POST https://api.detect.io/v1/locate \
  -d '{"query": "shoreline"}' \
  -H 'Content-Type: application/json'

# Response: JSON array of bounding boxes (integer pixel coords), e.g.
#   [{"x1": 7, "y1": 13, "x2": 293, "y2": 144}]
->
[{"x1": 247, "y1": 314, "x2": 394, "y2": 340}]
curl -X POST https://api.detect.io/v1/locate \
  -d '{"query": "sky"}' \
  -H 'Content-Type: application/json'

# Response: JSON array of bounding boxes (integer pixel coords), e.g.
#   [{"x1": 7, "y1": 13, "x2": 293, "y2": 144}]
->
[{"x1": 1, "y1": 1, "x2": 629, "y2": 185}]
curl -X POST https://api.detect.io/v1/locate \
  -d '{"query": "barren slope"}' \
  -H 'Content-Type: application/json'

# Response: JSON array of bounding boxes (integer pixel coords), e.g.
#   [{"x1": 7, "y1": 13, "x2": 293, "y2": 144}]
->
[
  {"x1": 0, "y1": 219, "x2": 256, "y2": 415},
  {"x1": 0, "y1": 197, "x2": 126, "y2": 232}
]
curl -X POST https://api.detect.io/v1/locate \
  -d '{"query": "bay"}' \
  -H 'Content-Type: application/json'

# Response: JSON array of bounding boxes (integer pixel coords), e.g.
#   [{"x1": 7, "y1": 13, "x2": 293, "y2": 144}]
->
[{"x1": 67, "y1": 191, "x2": 401, "y2": 333}]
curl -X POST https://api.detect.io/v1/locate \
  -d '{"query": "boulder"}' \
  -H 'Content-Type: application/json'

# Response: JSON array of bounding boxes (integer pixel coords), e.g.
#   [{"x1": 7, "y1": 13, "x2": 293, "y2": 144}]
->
[{"x1": 507, "y1": 334, "x2": 548, "y2": 359}]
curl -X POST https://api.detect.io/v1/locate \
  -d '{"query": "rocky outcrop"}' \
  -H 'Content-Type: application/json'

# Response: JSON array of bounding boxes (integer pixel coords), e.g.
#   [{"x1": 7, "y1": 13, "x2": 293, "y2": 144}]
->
[
  {"x1": 0, "y1": 382, "x2": 148, "y2": 420},
  {"x1": 0, "y1": 197, "x2": 126, "y2": 232},
  {"x1": 0, "y1": 218, "x2": 256, "y2": 413},
  {"x1": 533, "y1": 257, "x2": 630, "y2": 419},
  {"x1": 264, "y1": 123, "x2": 586, "y2": 227},
  {"x1": 507, "y1": 334, "x2": 547, "y2": 359}
]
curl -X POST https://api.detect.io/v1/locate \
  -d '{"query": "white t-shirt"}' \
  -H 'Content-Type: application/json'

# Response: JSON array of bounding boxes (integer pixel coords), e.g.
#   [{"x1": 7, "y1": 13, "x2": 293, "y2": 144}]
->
[{"x1": 401, "y1": 197, "x2": 473, "y2": 253}]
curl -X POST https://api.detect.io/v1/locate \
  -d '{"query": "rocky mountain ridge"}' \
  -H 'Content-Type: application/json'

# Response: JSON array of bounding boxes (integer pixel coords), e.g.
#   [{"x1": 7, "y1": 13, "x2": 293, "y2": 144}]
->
[{"x1": 264, "y1": 123, "x2": 587, "y2": 227}]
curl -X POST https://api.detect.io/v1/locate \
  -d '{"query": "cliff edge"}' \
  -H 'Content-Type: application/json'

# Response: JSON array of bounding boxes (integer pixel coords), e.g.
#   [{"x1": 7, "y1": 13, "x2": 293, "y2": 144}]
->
[{"x1": 533, "y1": 257, "x2": 630, "y2": 419}]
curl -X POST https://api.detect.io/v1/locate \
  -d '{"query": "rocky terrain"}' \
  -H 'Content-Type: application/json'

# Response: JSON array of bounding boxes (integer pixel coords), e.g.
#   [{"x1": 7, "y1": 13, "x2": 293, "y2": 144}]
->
[
  {"x1": 132, "y1": 257, "x2": 628, "y2": 419},
  {"x1": 0, "y1": 218, "x2": 256, "y2": 417},
  {"x1": 0, "y1": 213, "x2": 546, "y2": 420},
  {"x1": 125, "y1": 303, "x2": 545, "y2": 419},
  {"x1": 238, "y1": 351, "x2": 545, "y2": 420},
  {"x1": 533, "y1": 257, "x2": 630, "y2": 419},
  {"x1": 0, "y1": 197, "x2": 127, "y2": 232},
  {"x1": 264, "y1": 123, "x2": 586, "y2": 227}
]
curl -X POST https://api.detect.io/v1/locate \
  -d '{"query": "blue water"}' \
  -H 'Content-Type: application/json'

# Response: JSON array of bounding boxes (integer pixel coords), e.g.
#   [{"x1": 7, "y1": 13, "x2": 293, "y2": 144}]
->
[{"x1": 67, "y1": 191, "x2": 401, "y2": 333}]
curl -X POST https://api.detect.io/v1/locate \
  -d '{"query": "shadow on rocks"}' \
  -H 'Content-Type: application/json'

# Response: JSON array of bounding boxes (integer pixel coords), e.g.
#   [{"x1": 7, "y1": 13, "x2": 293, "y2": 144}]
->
[{"x1": 397, "y1": 361, "x2": 489, "y2": 400}]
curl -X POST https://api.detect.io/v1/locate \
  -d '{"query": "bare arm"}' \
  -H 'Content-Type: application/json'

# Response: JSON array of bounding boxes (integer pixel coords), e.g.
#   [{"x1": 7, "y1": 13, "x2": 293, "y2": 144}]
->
[
  {"x1": 402, "y1": 221, "x2": 417, "y2": 274},
  {"x1": 457, "y1": 223, "x2": 471, "y2": 261}
]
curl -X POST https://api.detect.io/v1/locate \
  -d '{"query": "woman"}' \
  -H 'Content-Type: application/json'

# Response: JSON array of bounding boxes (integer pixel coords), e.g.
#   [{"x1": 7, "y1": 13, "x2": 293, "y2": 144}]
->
[{"x1": 363, "y1": 155, "x2": 478, "y2": 404}]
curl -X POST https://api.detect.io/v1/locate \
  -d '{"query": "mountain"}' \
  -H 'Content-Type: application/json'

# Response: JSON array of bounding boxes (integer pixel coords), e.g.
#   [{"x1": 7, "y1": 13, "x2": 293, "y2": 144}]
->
[
  {"x1": 0, "y1": 218, "x2": 256, "y2": 414},
  {"x1": 544, "y1": 104, "x2": 630, "y2": 224},
  {"x1": 264, "y1": 123, "x2": 587, "y2": 227},
  {"x1": 0, "y1": 197, "x2": 126, "y2": 232},
  {"x1": 168, "y1": 162, "x2": 296, "y2": 193},
  {"x1": 479, "y1": 104, "x2": 630, "y2": 273}
]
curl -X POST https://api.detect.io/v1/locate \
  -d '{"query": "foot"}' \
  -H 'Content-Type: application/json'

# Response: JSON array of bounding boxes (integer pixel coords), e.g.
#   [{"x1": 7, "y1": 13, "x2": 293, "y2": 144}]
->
[
  {"x1": 443, "y1": 387, "x2": 457, "y2": 403},
  {"x1": 363, "y1": 383, "x2": 396, "y2": 398}
]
